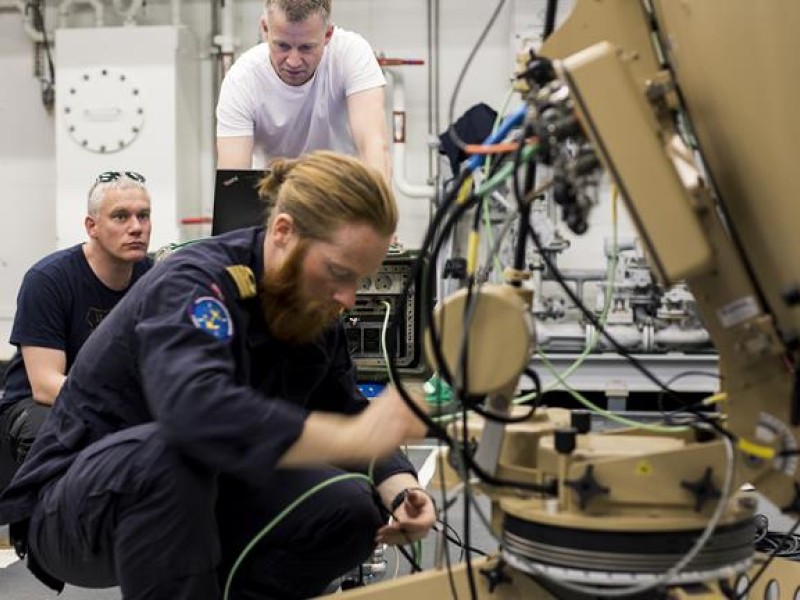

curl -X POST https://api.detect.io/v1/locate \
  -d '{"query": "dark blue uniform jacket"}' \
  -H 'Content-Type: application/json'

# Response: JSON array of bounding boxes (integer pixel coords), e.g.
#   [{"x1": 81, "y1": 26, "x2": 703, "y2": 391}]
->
[{"x1": 0, "y1": 227, "x2": 414, "y2": 525}]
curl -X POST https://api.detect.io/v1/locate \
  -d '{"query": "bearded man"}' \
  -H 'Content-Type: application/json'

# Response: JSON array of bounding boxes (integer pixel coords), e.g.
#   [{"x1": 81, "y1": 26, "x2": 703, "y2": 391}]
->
[{"x1": 0, "y1": 151, "x2": 433, "y2": 600}]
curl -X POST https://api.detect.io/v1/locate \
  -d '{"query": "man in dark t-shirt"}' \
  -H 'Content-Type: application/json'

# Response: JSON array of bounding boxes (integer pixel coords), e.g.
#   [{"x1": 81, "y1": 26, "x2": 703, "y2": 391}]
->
[{"x1": 0, "y1": 171, "x2": 153, "y2": 488}]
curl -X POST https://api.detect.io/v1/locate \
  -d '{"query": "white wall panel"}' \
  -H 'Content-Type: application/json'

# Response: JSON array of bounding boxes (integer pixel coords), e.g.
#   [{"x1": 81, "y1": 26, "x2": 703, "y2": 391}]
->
[{"x1": 55, "y1": 26, "x2": 201, "y2": 251}]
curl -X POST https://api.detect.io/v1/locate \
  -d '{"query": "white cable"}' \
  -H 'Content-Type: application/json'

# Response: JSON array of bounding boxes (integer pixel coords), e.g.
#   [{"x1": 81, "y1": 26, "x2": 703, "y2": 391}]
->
[
  {"x1": 380, "y1": 300, "x2": 395, "y2": 386},
  {"x1": 392, "y1": 545, "x2": 401, "y2": 579}
]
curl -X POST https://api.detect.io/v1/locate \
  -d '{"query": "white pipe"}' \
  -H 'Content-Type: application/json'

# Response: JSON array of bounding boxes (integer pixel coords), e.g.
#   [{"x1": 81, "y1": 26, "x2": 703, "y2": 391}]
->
[
  {"x1": 534, "y1": 321, "x2": 586, "y2": 347},
  {"x1": 171, "y1": 0, "x2": 181, "y2": 26},
  {"x1": 58, "y1": 0, "x2": 104, "y2": 28},
  {"x1": 212, "y1": 0, "x2": 237, "y2": 75},
  {"x1": 593, "y1": 324, "x2": 647, "y2": 352},
  {"x1": 385, "y1": 69, "x2": 437, "y2": 199},
  {"x1": 653, "y1": 326, "x2": 710, "y2": 348},
  {"x1": 4, "y1": 0, "x2": 44, "y2": 42},
  {"x1": 111, "y1": 0, "x2": 145, "y2": 26}
]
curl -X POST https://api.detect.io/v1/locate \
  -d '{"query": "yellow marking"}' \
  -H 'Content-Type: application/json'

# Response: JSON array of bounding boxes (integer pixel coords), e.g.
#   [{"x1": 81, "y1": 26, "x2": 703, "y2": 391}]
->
[{"x1": 226, "y1": 265, "x2": 257, "y2": 299}]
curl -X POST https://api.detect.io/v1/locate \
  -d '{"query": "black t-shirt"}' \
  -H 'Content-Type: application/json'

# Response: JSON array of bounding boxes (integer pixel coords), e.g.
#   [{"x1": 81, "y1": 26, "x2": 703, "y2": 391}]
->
[{"x1": 1, "y1": 244, "x2": 152, "y2": 411}]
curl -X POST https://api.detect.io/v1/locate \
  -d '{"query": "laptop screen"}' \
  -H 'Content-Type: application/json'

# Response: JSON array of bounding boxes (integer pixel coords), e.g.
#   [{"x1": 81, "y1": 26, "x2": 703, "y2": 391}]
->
[{"x1": 212, "y1": 169, "x2": 269, "y2": 235}]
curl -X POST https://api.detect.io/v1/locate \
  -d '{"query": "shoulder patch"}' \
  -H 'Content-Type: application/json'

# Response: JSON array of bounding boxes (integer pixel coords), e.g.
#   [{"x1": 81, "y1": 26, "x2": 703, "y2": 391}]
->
[
  {"x1": 225, "y1": 265, "x2": 257, "y2": 299},
  {"x1": 190, "y1": 296, "x2": 234, "y2": 341}
]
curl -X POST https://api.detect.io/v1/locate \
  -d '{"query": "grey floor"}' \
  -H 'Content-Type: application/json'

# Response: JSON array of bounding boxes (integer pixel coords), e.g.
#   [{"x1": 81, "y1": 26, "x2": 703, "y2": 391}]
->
[{"x1": 0, "y1": 442, "x2": 797, "y2": 599}]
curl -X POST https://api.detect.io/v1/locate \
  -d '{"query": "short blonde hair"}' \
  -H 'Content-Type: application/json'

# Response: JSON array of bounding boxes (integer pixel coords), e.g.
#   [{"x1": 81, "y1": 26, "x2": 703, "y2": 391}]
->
[{"x1": 264, "y1": 0, "x2": 331, "y2": 24}]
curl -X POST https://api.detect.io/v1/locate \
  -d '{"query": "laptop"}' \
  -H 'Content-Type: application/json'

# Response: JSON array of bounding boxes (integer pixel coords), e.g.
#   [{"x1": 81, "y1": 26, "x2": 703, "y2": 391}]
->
[{"x1": 212, "y1": 169, "x2": 269, "y2": 235}]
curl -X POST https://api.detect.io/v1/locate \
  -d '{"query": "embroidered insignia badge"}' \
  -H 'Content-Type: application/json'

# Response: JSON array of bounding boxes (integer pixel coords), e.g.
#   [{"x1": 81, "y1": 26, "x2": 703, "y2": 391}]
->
[{"x1": 190, "y1": 296, "x2": 233, "y2": 341}]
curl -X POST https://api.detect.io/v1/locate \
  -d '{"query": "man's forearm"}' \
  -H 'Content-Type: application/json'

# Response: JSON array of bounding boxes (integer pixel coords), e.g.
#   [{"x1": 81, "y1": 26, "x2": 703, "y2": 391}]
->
[
  {"x1": 31, "y1": 373, "x2": 66, "y2": 406},
  {"x1": 277, "y1": 412, "x2": 356, "y2": 467},
  {"x1": 358, "y1": 138, "x2": 391, "y2": 184}
]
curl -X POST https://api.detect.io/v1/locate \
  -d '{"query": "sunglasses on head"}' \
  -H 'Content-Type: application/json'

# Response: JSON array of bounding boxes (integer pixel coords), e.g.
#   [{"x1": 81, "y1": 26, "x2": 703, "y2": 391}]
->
[{"x1": 96, "y1": 171, "x2": 146, "y2": 183}]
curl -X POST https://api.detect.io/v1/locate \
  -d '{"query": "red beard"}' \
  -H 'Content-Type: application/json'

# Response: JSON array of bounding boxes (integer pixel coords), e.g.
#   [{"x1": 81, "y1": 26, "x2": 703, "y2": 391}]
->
[{"x1": 261, "y1": 240, "x2": 342, "y2": 345}]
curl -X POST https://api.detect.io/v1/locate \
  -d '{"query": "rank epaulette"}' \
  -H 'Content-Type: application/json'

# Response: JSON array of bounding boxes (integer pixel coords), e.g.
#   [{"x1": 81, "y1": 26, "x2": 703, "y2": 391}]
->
[{"x1": 225, "y1": 265, "x2": 257, "y2": 299}]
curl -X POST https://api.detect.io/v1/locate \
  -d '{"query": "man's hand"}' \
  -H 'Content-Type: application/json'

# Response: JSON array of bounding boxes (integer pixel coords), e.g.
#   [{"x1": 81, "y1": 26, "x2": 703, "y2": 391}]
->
[
  {"x1": 348, "y1": 386, "x2": 428, "y2": 459},
  {"x1": 376, "y1": 487, "x2": 436, "y2": 546}
]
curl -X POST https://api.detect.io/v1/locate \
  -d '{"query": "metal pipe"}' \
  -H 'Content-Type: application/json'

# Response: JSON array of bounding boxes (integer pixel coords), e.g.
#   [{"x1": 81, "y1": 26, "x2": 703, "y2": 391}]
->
[
  {"x1": 3, "y1": 0, "x2": 44, "y2": 41},
  {"x1": 111, "y1": 0, "x2": 145, "y2": 26},
  {"x1": 653, "y1": 326, "x2": 711, "y2": 348},
  {"x1": 58, "y1": 0, "x2": 104, "y2": 28},
  {"x1": 213, "y1": 0, "x2": 237, "y2": 76},
  {"x1": 384, "y1": 69, "x2": 437, "y2": 199},
  {"x1": 171, "y1": 0, "x2": 181, "y2": 26},
  {"x1": 21, "y1": 0, "x2": 44, "y2": 42},
  {"x1": 594, "y1": 324, "x2": 647, "y2": 352},
  {"x1": 535, "y1": 321, "x2": 586, "y2": 347},
  {"x1": 547, "y1": 268, "x2": 606, "y2": 282},
  {"x1": 427, "y1": 0, "x2": 442, "y2": 214}
]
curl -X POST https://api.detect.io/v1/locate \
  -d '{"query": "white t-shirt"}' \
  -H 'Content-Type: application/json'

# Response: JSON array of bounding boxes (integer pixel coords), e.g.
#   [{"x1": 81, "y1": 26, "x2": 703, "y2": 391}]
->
[{"x1": 216, "y1": 27, "x2": 386, "y2": 168}]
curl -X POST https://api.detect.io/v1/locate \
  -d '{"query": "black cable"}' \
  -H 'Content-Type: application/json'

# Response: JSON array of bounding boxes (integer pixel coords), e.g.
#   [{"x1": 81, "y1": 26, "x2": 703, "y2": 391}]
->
[
  {"x1": 438, "y1": 520, "x2": 488, "y2": 561},
  {"x1": 543, "y1": 0, "x2": 559, "y2": 39},
  {"x1": 395, "y1": 544, "x2": 423, "y2": 573},
  {"x1": 446, "y1": 0, "x2": 509, "y2": 152},
  {"x1": 437, "y1": 452, "x2": 458, "y2": 600},
  {"x1": 373, "y1": 496, "x2": 424, "y2": 574},
  {"x1": 25, "y1": 1, "x2": 55, "y2": 106},
  {"x1": 378, "y1": 108, "x2": 551, "y2": 600},
  {"x1": 735, "y1": 513, "x2": 800, "y2": 598},
  {"x1": 514, "y1": 129, "x2": 536, "y2": 277},
  {"x1": 437, "y1": 449, "x2": 459, "y2": 599},
  {"x1": 754, "y1": 516, "x2": 800, "y2": 558},
  {"x1": 460, "y1": 364, "x2": 478, "y2": 600},
  {"x1": 656, "y1": 370, "x2": 722, "y2": 422},
  {"x1": 510, "y1": 127, "x2": 736, "y2": 442},
  {"x1": 450, "y1": 267, "x2": 480, "y2": 600},
  {"x1": 414, "y1": 180, "x2": 554, "y2": 492},
  {"x1": 426, "y1": 132, "x2": 530, "y2": 383},
  {"x1": 384, "y1": 162, "x2": 556, "y2": 494},
  {"x1": 524, "y1": 218, "x2": 736, "y2": 440},
  {"x1": 447, "y1": 161, "x2": 539, "y2": 599},
  {"x1": 467, "y1": 369, "x2": 543, "y2": 424}
]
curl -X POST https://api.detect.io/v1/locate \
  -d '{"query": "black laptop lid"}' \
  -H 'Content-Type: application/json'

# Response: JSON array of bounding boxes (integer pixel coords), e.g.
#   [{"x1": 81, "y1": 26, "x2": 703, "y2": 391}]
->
[{"x1": 212, "y1": 169, "x2": 269, "y2": 235}]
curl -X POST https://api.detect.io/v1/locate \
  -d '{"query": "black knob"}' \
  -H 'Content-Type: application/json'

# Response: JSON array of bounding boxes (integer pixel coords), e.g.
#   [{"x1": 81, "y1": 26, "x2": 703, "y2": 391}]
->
[
  {"x1": 782, "y1": 330, "x2": 800, "y2": 352},
  {"x1": 555, "y1": 428, "x2": 577, "y2": 455},
  {"x1": 571, "y1": 412, "x2": 591, "y2": 434},
  {"x1": 782, "y1": 285, "x2": 800, "y2": 307}
]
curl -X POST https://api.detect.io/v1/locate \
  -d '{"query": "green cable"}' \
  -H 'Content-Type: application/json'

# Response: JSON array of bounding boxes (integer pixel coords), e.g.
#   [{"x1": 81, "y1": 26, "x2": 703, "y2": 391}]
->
[
  {"x1": 481, "y1": 87, "x2": 518, "y2": 280},
  {"x1": 536, "y1": 350, "x2": 687, "y2": 433},
  {"x1": 515, "y1": 185, "x2": 615, "y2": 401},
  {"x1": 518, "y1": 189, "x2": 686, "y2": 433},
  {"x1": 516, "y1": 229, "x2": 617, "y2": 404},
  {"x1": 222, "y1": 472, "x2": 373, "y2": 600},
  {"x1": 475, "y1": 145, "x2": 538, "y2": 197}
]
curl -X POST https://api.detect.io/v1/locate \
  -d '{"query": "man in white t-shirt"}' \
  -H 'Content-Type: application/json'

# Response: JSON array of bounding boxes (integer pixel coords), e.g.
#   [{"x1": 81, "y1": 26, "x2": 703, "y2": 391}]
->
[{"x1": 216, "y1": 0, "x2": 390, "y2": 181}]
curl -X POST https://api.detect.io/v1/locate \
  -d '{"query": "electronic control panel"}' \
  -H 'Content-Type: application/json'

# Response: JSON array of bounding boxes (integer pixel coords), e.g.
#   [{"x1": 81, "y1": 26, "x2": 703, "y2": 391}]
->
[{"x1": 344, "y1": 251, "x2": 426, "y2": 381}]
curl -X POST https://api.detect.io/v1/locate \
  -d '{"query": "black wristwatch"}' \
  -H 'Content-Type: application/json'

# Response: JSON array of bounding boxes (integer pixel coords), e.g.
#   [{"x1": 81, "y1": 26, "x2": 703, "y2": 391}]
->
[
  {"x1": 389, "y1": 487, "x2": 433, "y2": 513},
  {"x1": 390, "y1": 488, "x2": 411, "y2": 513}
]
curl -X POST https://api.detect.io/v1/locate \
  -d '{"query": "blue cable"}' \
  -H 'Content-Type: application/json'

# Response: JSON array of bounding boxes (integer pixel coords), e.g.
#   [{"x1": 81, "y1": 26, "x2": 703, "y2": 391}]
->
[{"x1": 464, "y1": 103, "x2": 527, "y2": 173}]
